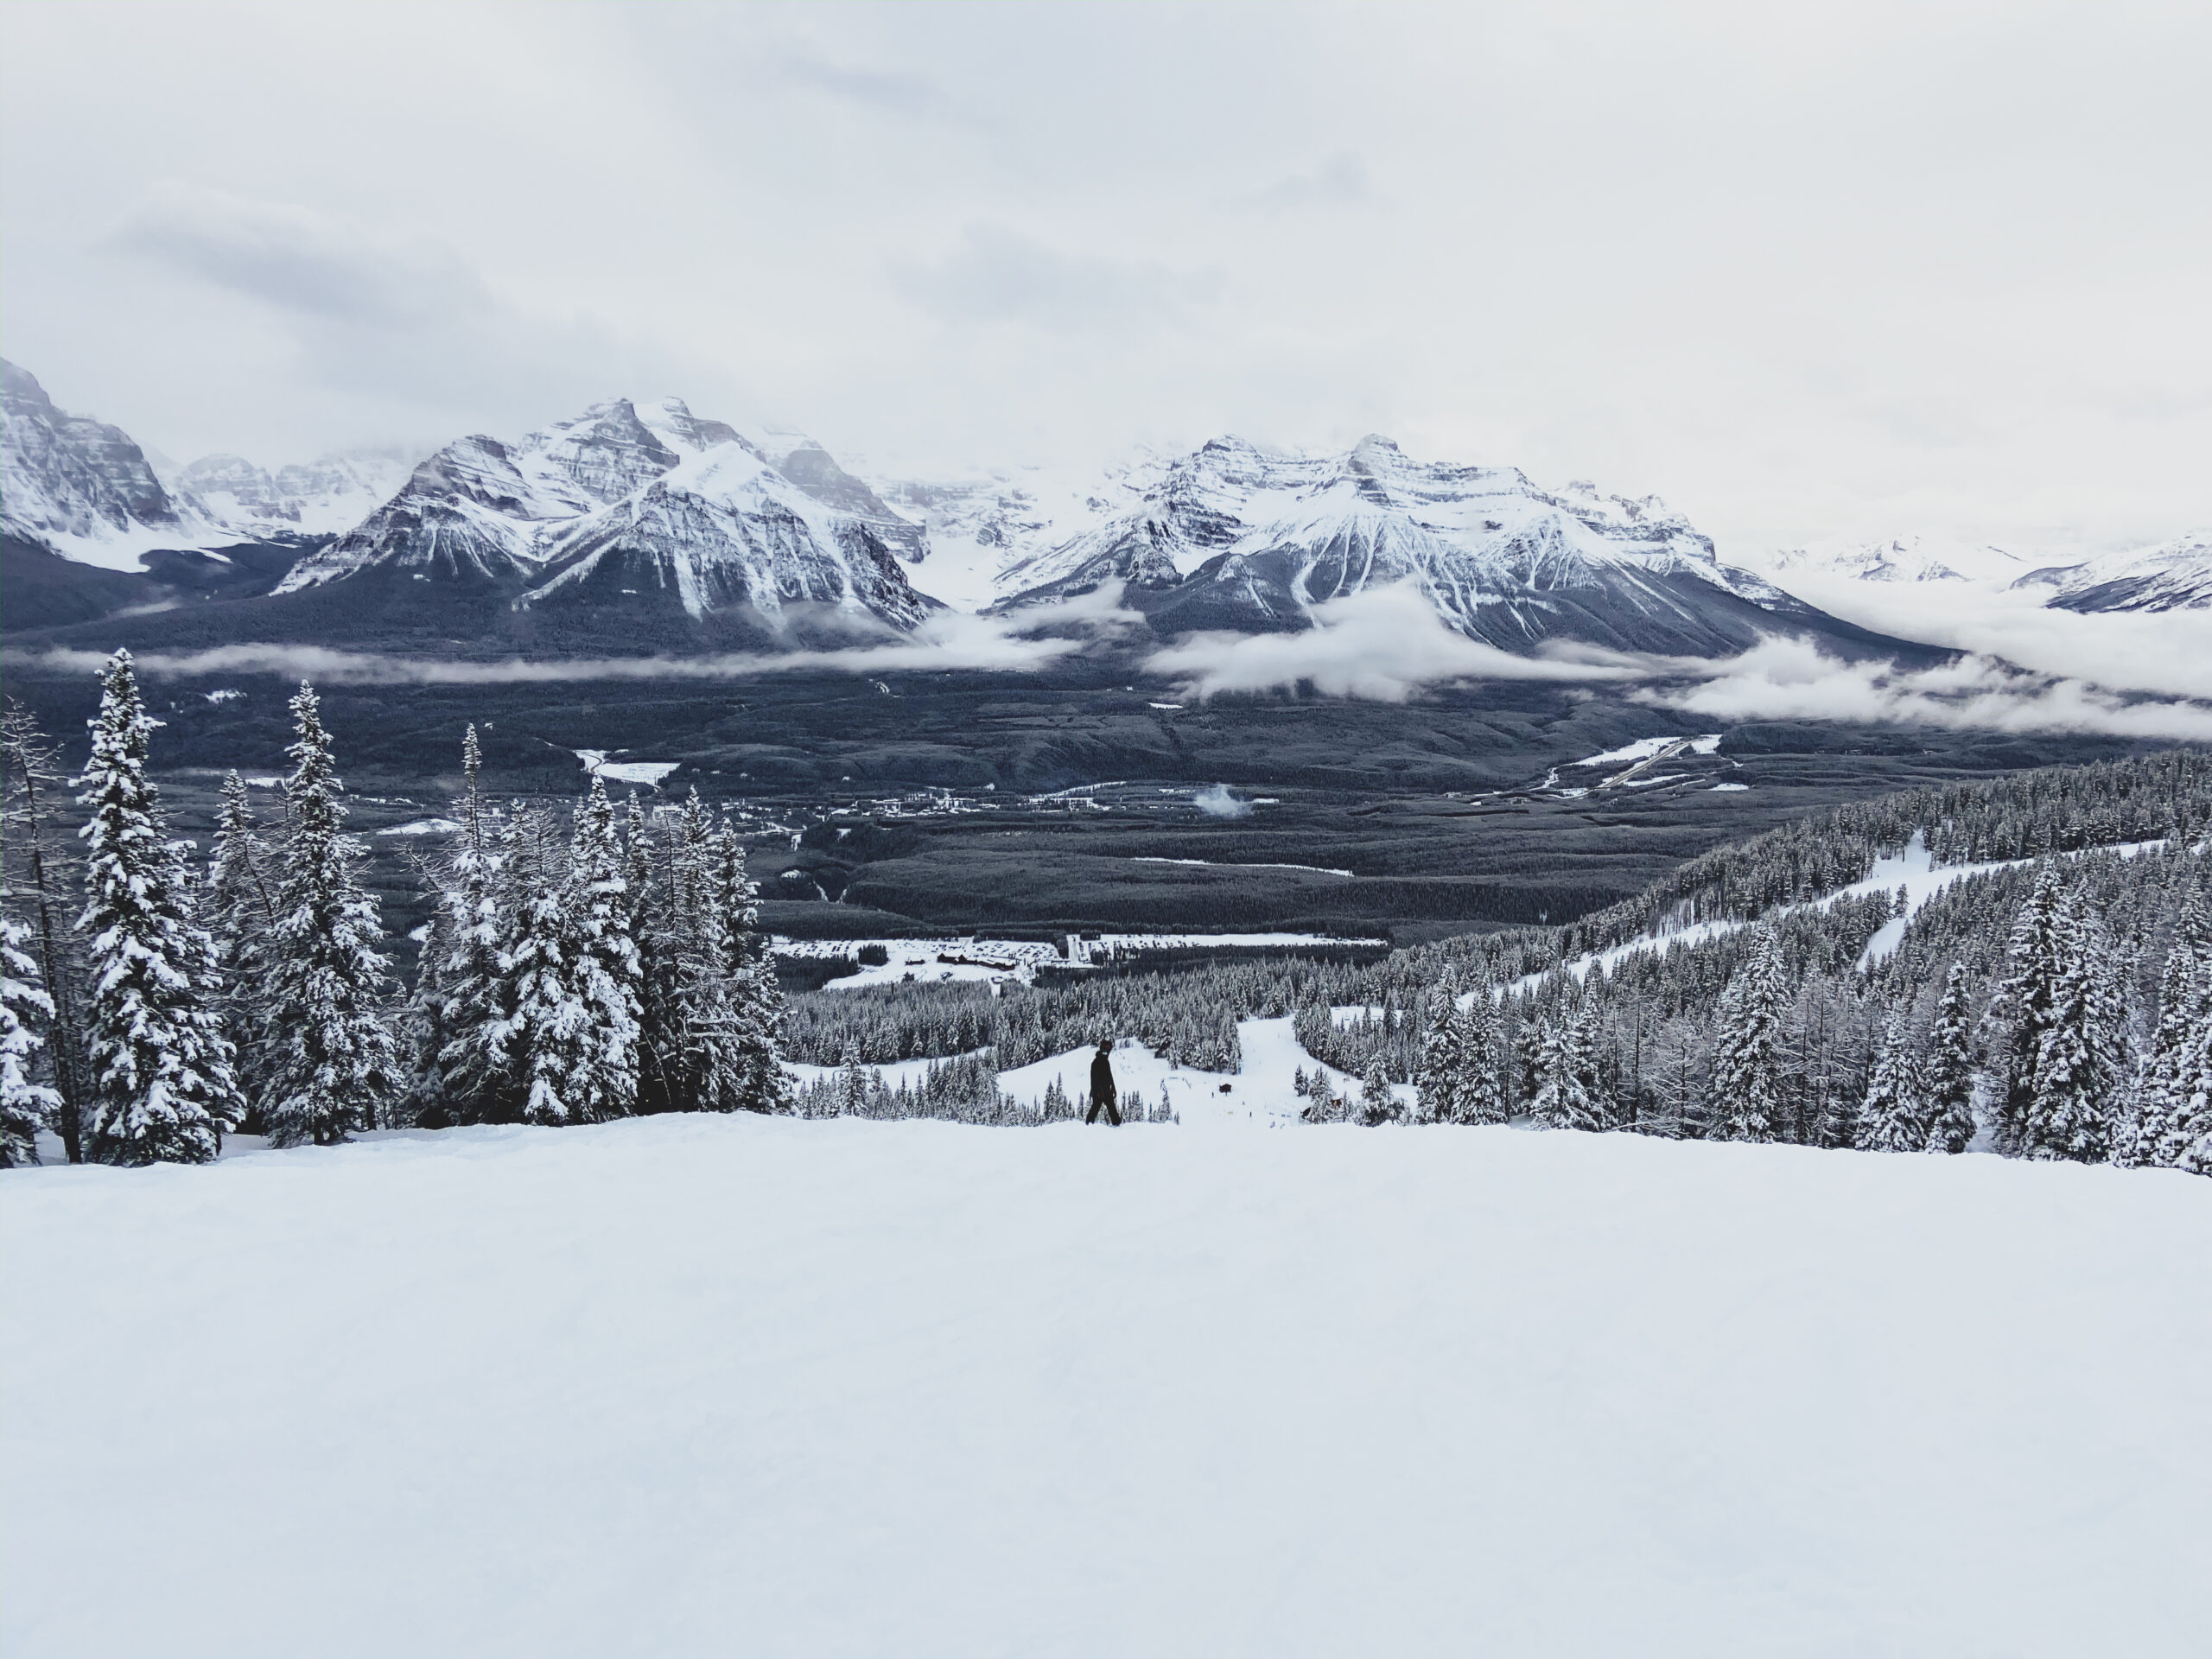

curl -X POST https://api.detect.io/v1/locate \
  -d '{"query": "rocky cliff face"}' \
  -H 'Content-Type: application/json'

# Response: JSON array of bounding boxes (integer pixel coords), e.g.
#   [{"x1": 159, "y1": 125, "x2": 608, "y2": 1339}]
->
[
  {"x1": 2, "y1": 359, "x2": 186, "y2": 565},
  {"x1": 2, "y1": 359, "x2": 411, "y2": 569}
]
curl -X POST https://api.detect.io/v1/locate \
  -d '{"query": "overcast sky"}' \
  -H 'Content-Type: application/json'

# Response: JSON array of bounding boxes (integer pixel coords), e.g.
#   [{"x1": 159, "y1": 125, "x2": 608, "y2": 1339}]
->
[{"x1": 3, "y1": 0, "x2": 2206, "y2": 557}]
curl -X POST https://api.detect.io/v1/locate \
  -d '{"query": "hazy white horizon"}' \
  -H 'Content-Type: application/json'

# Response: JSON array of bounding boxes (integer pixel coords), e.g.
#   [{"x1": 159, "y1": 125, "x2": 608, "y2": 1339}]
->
[{"x1": 3, "y1": 0, "x2": 2206, "y2": 563}]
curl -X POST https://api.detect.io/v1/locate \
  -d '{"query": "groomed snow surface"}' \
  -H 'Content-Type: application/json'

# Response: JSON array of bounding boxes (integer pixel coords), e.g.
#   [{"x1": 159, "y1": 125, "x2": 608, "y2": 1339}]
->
[{"x1": 6, "y1": 1111, "x2": 2208, "y2": 1658}]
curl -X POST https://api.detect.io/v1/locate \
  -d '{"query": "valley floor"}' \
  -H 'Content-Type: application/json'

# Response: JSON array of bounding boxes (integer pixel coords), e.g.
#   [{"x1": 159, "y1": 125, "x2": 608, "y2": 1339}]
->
[{"x1": 3, "y1": 1114, "x2": 2206, "y2": 1657}]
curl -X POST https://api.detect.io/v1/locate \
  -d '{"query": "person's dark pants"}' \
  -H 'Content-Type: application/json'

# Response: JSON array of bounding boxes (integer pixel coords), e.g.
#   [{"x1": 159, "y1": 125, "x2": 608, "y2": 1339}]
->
[{"x1": 1085, "y1": 1095, "x2": 1122, "y2": 1126}]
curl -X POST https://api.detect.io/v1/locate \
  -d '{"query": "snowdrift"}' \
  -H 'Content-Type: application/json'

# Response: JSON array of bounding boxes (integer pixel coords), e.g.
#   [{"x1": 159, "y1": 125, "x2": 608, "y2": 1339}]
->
[{"x1": 4, "y1": 1118, "x2": 2207, "y2": 1657}]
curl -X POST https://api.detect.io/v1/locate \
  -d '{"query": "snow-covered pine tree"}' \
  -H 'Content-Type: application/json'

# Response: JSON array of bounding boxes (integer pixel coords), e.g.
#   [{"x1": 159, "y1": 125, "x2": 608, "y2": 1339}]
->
[
  {"x1": 2016, "y1": 887, "x2": 2119, "y2": 1162},
  {"x1": 1356, "y1": 1052, "x2": 1398, "y2": 1125},
  {"x1": 435, "y1": 727, "x2": 513, "y2": 1124},
  {"x1": 1708, "y1": 927, "x2": 1789, "y2": 1142},
  {"x1": 397, "y1": 882, "x2": 454, "y2": 1126},
  {"x1": 1530, "y1": 1008, "x2": 1608, "y2": 1130},
  {"x1": 622, "y1": 792, "x2": 683, "y2": 1116},
  {"x1": 206, "y1": 771, "x2": 276, "y2": 976},
  {"x1": 1, "y1": 905, "x2": 60, "y2": 1165},
  {"x1": 1510, "y1": 1012, "x2": 1544, "y2": 1117},
  {"x1": 206, "y1": 769, "x2": 278, "y2": 1109},
  {"x1": 713, "y1": 813, "x2": 789, "y2": 1115},
  {"x1": 1457, "y1": 983, "x2": 1509, "y2": 1125},
  {"x1": 1922, "y1": 963, "x2": 1979, "y2": 1155},
  {"x1": 2116, "y1": 895, "x2": 2195, "y2": 1166},
  {"x1": 836, "y1": 1039, "x2": 868, "y2": 1117},
  {"x1": 1413, "y1": 968, "x2": 1463, "y2": 1124},
  {"x1": 1986, "y1": 861, "x2": 2067, "y2": 1156},
  {"x1": 645, "y1": 790, "x2": 736, "y2": 1114},
  {"x1": 1854, "y1": 1010, "x2": 1926, "y2": 1152},
  {"x1": 1528, "y1": 1016, "x2": 1573, "y2": 1128},
  {"x1": 259, "y1": 682, "x2": 401, "y2": 1147},
  {"x1": 2136, "y1": 883, "x2": 2212, "y2": 1173},
  {"x1": 2161, "y1": 957, "x2": 2212, "y2": 1174},
  {"x1": 492, "y1": 806, "x2": 572, "y2": 1125},
  {"x1": 73, "y1": 651, "x2": 244, "y2": 1165},
  {"x1": 518, "y1": 775, "x2": 641, "y2": 1125},
  {"x1": 1565, "y1": 1007, "x2": 1611, "y2": 1130},
  {"x1": 3, "y1": 699, "x2": 88, "y2": 1161}
]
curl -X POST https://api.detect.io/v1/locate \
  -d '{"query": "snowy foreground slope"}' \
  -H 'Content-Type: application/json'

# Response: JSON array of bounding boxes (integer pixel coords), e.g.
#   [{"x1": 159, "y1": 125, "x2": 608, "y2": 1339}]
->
[{"x1": 5, "y1": 1121, "x2": 2207, "y2": 1659}]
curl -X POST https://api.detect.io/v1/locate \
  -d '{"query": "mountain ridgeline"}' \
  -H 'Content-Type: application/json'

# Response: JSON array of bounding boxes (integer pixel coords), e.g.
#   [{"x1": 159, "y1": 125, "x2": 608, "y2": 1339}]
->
[{"x1": 7, "y1": 361, "x2": 1947, "y2": 663}]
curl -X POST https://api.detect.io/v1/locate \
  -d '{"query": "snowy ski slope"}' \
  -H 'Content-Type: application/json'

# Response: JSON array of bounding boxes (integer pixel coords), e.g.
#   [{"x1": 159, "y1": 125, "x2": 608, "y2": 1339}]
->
[{"x1": 4, "y1": 1116, "x2": 2204, "y2": 1657}]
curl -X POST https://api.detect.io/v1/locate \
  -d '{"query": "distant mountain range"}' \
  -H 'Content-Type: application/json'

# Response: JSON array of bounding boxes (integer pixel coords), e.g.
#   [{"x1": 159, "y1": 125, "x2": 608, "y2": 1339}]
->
[
  {"x1": 1755, "y1": 530, "x2": 2211, "y2": 613},
  {"x1": 4, "y1": 358, "x2": 2201, "y2": 662}
]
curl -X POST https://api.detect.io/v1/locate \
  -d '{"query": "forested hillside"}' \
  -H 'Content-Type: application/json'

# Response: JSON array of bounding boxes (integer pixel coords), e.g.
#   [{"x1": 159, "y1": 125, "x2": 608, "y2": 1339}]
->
[{"x1": 784, "y1": 752, "x2": 2212, "y2": 1170}]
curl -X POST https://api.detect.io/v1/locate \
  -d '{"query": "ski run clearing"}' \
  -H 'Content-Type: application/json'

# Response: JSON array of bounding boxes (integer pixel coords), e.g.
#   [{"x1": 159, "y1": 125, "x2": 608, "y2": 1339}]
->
[{"x1": 5, "y1": 1115, "x2": 2207, "y2": 1658}]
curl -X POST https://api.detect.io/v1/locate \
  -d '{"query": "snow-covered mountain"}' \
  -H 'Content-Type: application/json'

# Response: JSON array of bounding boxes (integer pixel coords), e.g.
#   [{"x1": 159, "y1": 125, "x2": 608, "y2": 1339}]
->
[
  {"x1": 1751, "y1": 527, "x2": 2211, "y2": 615},
  {"x1": 1759, "y1": 533, "x2": 2038, "y2": 588},
  {"x1": 2031, "y1": 530, "x2": 2212, "y2": 613},
  {"x1": 279, "y1": 397, "x2": 935, "y2": 639},
  {"x1": 866, "y1": 467, "x2": 1109, "y2": 611},
  {"x1": 2, "y1": 359, "x2": 194, "y2": 569},
  {"x1": 3, "y1": 358, "x2": 414, "y2": 567},
  {"x1": 168, "y1": 449, "x2": 418, "y2": 542},
  {"x1": 976, "y1": 434, "x2": 1819, "y2": 656}
]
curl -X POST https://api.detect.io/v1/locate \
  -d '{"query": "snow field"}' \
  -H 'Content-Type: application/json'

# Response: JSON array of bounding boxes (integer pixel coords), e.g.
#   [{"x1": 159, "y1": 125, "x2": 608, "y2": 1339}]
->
[
  {"x1": 1573, "y1": 733, "x2": 1724, "y2": 768},
  {"x1": 4, "y1": 1121, "x2": 2207, "y2": 1658}
]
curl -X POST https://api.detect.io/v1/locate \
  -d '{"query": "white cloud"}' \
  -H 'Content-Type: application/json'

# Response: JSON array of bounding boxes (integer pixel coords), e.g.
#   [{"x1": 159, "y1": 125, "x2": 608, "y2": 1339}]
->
[
  {"x1": 19, "y1": 592, "x2": 1144, "y2": 686},
  {"x1": 1144, "y1": 584, "x2": 1641, "y2": 702},
  {"x1": 1740, "y1": 570, "x2": 2212, "y2": 700},
  {"x1": 1637, "y1": 637, "x2": 2212, "y2": 742},
  {"x1": 1192, "y1": 784, "x2": 1252, "y2": 818},
  {"x1": 1141, "y1": 584, "x2": 2212, "y2": 741}
]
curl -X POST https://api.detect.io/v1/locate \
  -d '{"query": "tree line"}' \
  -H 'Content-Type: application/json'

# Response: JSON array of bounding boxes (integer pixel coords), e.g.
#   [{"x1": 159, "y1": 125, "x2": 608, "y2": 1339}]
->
[{"x1": 2, "y1": 652, "x2": 787, "y2": 1166}]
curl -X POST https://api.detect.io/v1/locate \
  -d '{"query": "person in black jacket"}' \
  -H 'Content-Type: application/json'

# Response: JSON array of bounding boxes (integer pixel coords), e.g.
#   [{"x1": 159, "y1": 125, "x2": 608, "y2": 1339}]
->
[{"x1": 1085, "y1": 1039, "x2": 1122, "y2": 1126}]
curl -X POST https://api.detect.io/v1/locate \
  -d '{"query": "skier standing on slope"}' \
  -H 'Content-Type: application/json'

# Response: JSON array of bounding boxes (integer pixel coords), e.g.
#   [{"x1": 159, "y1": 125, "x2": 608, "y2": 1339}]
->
[{"x1": 1085, "y1": 1039, "x2": 1122, "y2": 1126}]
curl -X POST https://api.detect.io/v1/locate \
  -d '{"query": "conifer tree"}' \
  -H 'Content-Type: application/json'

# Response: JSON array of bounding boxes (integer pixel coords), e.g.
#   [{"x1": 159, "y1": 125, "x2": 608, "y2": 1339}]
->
[
  {"x1": 206, "y1": 771, "x2": 276, "y2": 976},
  {"x1": 260, "y1": 683, "x2": 400, "y2": 1147},
  {"x1": 1511, "y1": 1014, "x2": 1544, "y2": 1116},
  {"x1": 505, "y1": 778, "x2": 641, "y2": 1127},
  {"x1": 1457, "y1": 984, "x2": 1509, "y2": 1125},
  {"x1": 1530, "y1": 1008, "x2": 1608, "y2": 1130},
  {"x1": 2016, "y1": 887, "x2": 2118, "y2": 1162},
  {"x1": 713, "y1": 814, "x2": 789, "y2": 1115},
  {"x1": 206, "y1": 769, "x2": 277, "y2": 1107},
  {"x1": 1986, "y1": 862, "x2": 2067, "y2": 1155},
  {"x1": 1413, "y1": 968, "x2": 1463, "y2": 1123},
  {"x1": 1356, "y1": 1052, "x2": 1399, "y2": 1125},
  {"x1": 1854, "y1": 1010, "x2": 1926, "y2": 1152},
  {"x1": 624, "y1": 793, "x2": 683, "y2": 1116},
  {"x1": 1709, "y1": 928, "x2": 1789, "y2": 1141},
  {"x1": 435, "y1": 727, "x2": 512, "y2": 1123},
  {"x1": 836, "y1": 1039, "x2": 868, "y2": 1116},
  {"x1": 1567, "y1": 1007, "x2": 1612, "y2": 1130},
  {"x1": 73, "y1": 651, "x2": 243, "y2": 1164},
  {"x1": 397, "y1": 884, "x2": 454, "y2": 1126},
  {"x1": 1, "y1": 906, "x2": 59, "y2": 1165},
  {"x1": 1922, "y1": 963, "x2": 1979, "y2": 1154},
  {"x1": 3, "y1": 700, "x2": 88, "y2": 1160}
]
